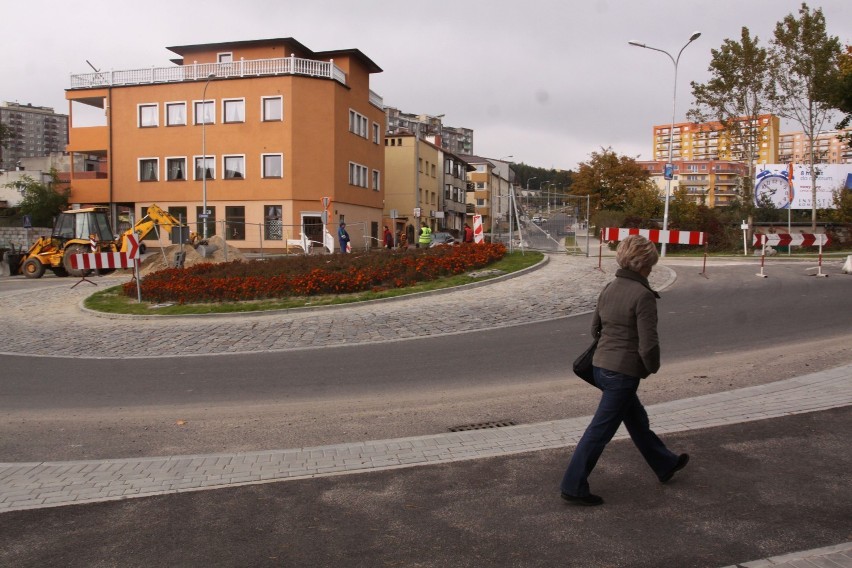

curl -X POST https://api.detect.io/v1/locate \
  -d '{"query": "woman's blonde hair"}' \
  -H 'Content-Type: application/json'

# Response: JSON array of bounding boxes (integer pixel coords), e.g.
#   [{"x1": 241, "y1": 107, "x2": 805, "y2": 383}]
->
[{"x1": 615, "y1": 235, "x2": 659, "y2": 273}]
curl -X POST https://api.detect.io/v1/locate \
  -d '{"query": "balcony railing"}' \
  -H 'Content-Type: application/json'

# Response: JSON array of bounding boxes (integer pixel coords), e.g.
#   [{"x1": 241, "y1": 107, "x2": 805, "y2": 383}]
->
[{"x1": 70, "y1": 56, "x2": 349, "y2": 89}]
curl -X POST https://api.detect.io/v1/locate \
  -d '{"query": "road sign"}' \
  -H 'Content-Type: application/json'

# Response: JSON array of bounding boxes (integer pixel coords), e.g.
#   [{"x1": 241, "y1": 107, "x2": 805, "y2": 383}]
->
[
  {"x1": 126, "y1": 233, "x2": 141, "y2": 260},
  {"x1": 752, "y1": 233, "x2": 830, "y2": 247},
  {"x1": 321, "y1": 197, "x2": 330, "y2": 210},
  {"x1": 198, "y1": 214, "x2": 209, "y2": 219}
]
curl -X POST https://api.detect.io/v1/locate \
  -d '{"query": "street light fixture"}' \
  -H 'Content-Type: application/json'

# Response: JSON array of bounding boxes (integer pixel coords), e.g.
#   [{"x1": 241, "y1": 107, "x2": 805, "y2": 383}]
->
[
  {"x1": 201, "y1": 72, "x2": 215, "y2": 239},
  {"x1": 629, "y1": 31, "x2": 701, "y2": 257}
]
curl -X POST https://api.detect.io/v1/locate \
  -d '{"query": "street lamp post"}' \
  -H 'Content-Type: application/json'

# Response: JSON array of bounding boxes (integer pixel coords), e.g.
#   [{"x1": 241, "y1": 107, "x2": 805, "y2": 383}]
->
[
  {"x1": 629, "y1": 31, "x2": 701, "y2": 257},
  {"x1": 201, "y1": 73, "x2": 215, "y2": 239}
]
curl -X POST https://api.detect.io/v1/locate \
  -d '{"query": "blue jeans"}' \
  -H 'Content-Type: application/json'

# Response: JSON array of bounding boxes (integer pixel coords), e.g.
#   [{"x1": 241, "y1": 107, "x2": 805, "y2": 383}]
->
[{"x1": 561, "y1": 367, "x2": 678, "y2": 497}]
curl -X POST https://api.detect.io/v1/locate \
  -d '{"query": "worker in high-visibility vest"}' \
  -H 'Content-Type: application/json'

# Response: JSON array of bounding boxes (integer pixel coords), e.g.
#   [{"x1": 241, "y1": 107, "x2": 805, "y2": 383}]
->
[{"x1": 418, "y1": 223, "x2": 432, "y2": 248}]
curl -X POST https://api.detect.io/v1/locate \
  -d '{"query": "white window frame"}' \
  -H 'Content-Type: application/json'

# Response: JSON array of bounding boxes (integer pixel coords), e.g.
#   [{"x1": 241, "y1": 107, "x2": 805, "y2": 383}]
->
[
  {"x1": 261, "y1": 153, "x2": 283, "y2": 178},
  {"x1": 349, "y1": 109, "x2": 368, "y2": 138},
  {"x1": 193, "y1": 100, "x2": 215, "y2": 125},
  {"x1": 194, "y1": 156, "x2": 215, "y2": 180},
  {"x1": 262, "y1": 96, "x2": 283, "y2": 122},
  {"x1": 348, "y1": 162, "x2": 368, "y2": 188},
  {"x1": 372, "y1": 169, "x2": 380, "y2": 191},
  {"x1": 138, "y1": 157, "x2": 159, "y2": 181},
  {"x1": 165, "y1": 156, "x2": 187, "y2": 181},
  {"x1": 165, "y1": 101, "x2": 187, "y2": 126},
  {"x1": 222, "y1": 98, "x2": 245, "y2": 124},
  {"x1": 217, "y1": 52, "x2": 233, "y2": 63},
  {"x1": 222, "y1": 155, "x2": 246, "y2": 179},
  {"x1": 372, "y1": 122, "x2": 380, "y2": 144},
  {"x1": 138, "y1": 104, "x2": 158, "y2": 128}
]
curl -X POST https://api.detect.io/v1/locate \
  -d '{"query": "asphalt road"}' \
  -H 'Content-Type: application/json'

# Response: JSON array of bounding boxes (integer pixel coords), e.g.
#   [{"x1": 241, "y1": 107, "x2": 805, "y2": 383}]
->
[{"x1": 1, "y1": 263, "x2": 850, "y2": 463}]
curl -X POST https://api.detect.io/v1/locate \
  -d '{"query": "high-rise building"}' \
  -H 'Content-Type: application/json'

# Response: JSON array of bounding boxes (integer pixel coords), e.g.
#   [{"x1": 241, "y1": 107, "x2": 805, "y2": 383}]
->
[
  {"x1": 778, "y1": 129, "x2": 851, "y2": 164},
  {"x1": 652, "y1": 115, "x2": 779, "y2": 164},
  {"x1": 0, "y1": 102, "x2": 69, "y2": 171},
  {"x1": 638, "y1": 159, "x2": 749, "y2": 208}
]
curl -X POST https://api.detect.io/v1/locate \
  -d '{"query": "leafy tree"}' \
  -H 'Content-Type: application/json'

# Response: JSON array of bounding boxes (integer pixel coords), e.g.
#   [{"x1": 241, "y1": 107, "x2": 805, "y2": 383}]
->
[
  {"x1": 6, "y1": 169, "x2": 70, "y2": 226},
  {"x1": 0, "y1": 123, "x2": 15, "y2": 149},
  {"x1": 571, "y1": 148, "x2": 660, "y2": 219},
  {"x1": 688, "y1": 27, "x2": 772, "y2": 240},
  {"x1": 768, "y1": 3, "x2": 842, "y2": 230},
  {"x1": 823, "y1": 45, "x2": 852, "y2": 150}
]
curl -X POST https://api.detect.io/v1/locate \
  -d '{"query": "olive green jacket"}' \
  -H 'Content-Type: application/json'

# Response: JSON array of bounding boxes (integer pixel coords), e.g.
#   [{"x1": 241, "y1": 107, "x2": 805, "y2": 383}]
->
[{"x1": 591, "y1": 268, "x2": 661, "y2": 379}]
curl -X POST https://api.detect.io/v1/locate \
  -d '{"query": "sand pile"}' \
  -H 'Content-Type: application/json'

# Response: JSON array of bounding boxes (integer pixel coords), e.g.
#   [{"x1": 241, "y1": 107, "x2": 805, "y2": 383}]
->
[{"x1": 139, "y1": 235, "x2": 246, "y2": 276}]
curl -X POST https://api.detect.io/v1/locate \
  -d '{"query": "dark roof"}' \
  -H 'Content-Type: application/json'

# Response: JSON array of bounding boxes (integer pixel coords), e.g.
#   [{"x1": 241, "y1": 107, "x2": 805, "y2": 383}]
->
[{"x1": 165, "y1": 39, "x2": 382, "y2": 73}]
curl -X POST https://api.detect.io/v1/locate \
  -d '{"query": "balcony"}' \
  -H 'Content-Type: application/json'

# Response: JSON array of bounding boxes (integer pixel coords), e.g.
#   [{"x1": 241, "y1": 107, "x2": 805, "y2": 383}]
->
[{"x1": 69, "y1": 56, "x2": 349, "y2": 90}]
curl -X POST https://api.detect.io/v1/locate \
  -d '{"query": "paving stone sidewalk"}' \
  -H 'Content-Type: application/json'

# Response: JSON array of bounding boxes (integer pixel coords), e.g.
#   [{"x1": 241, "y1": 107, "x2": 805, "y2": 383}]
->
[{"x1": 1, "y1": 363, "x2": 849, "y2": 514}]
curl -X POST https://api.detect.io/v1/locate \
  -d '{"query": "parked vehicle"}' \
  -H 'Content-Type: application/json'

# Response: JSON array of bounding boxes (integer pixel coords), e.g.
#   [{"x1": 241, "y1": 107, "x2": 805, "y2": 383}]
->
[{"x1": 429, "y1": 232, "x2": 457, "y2": 247}]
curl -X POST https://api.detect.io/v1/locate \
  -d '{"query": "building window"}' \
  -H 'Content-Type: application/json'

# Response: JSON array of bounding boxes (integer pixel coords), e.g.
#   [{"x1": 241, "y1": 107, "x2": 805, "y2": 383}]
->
[
  {"x1": 166, "y1": 157, "x2": 186, "y2": 181},
  {"x1": 139, "y1": 158, "x2": 159, "y2": 181},
  {"x1": 138, "y1": 104, "x2": 158, "y2": 128},
  {"x1": 262, "y1": 96, "x2": 283, "y2": 121},
  {"x1": 349, "y1": 109, "x2": 368, "y2": 138},
  {"x1": 265, "y1": 205, "x2": 283, "y2": 240},
  {"x1": 225, "y1": 206, "x2": 245, "y2": 240},
  {"x1": 194, "y1": 156, "x2": 215, "y2": 180},
  {"x1": 223, "y1": 99, "x2": 245, "y2": 123},
  {"x1": 372, "y1": 122, "x2": 380, "y2": 144},
  {"x1": 194, "y1": 100, "x2": 215, "y2": 125},
  {"x1": 348, "y1": 162, "x2": 368, "y2": 187},
  {"x1": 165, "y1": 102, "x2": 186, "y2": 126},
  {"x1": 167, "y1": 207, "x2": 188, "y2": 243},
  {"x1": 223, "y1": 155, "x2": 245, "y2": 179},
  {"x1": 372, "y1": 169, "x2": 380, "y2": 191},
  {"x1": 262, "y1": 154, "x2": 283, "y2": 178}
]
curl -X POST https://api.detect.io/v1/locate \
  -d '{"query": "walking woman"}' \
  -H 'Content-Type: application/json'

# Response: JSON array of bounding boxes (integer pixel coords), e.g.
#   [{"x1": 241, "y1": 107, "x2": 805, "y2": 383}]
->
[{"x1": 560, "y1": 235, "x2": 688, "y2": 506}]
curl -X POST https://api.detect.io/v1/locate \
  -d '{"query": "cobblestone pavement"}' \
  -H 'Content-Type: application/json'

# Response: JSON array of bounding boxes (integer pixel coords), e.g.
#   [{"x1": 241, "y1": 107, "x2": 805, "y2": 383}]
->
[{"x1": 0, "y1": 255, "x2": 674, "y2": 359}]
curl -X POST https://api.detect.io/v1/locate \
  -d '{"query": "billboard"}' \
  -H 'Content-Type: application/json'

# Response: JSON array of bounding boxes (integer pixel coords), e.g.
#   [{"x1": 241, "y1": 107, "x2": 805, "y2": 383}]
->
[{"x1": 755, "y1": 164, "x2": 851, "y2": 209}]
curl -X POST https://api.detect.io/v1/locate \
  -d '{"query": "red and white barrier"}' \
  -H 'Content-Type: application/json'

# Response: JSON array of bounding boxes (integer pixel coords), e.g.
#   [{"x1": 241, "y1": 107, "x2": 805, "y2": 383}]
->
[
  {"x1": 753, "y1": 233, "x2": 831, "y2": 278},
  {"x1": 601, "y1": 227, "x2": 705, "y2": 246},
  {"x1": 70, "y1": 252, "x2": 136, "y2": 270},
  {"x1": 472, "y1": 214, "x2": 484, "y2": 244},
  {"x1": 70, "y1": 233, "x2": 141, "y2": 270}
]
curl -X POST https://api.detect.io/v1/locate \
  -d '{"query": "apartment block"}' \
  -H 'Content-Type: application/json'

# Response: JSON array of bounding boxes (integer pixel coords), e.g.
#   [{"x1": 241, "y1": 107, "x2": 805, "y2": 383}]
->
[
  {"x1": 652, "y1": 115, "x2": 779, "y2": 164},
  {"x1": 639, "y1": 160, "x2": 749, "y2": 208},
  {"x1": 383, "y1": 134, "x2": 471, "y2": 243},
  {"x1": 0, "y1": 102, "x2": 69, "y2": 171},
  {"x1": 778, "y1": 129, "x2": 851, "y2": 164},
  {"x1": 65, "y1": 38, "x2": 385, "y2": 251},
  {"x1": 385, "y1": 107, "x2": 474, "y2": 156}
]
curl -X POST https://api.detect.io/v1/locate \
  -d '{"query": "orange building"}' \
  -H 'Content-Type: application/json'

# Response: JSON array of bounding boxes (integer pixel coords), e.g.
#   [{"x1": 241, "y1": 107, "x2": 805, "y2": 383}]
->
[
  {"x1": 65, "y1": 38, "x2": 385, "y2": 251},
  {"x1": 652, "y1": 115, "x2": 779, "y2": 164}
]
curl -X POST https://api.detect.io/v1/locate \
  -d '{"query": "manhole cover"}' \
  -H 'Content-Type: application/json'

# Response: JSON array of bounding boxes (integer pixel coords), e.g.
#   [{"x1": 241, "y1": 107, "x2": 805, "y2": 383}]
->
[{"x1": 449, "y1": 420, "x2": 516, "y2": 432}]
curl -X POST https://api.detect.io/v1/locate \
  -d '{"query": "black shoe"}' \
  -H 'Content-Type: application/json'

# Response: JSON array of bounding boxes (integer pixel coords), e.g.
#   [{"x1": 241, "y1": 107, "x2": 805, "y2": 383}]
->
[
  {"x1": 561, "y1": 492, "x2": 604, "y2": 506},
  {"x1": 659, "y1": 453, "x2": 690, "y2": 483}
]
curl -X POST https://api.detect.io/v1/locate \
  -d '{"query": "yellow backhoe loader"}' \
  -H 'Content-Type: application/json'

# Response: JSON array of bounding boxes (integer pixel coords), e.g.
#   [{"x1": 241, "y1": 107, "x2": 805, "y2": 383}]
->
[{"x1": 14, "y1": 204, "x2": 186, "y2": 279}]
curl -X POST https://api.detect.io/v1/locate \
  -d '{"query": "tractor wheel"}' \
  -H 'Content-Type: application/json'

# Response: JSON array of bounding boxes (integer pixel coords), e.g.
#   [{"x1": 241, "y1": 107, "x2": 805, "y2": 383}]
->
[
  {"x1": 139, "y1": 243, "x2": 147, "y2": 255},
  {"x1": 51, "y1": 267, "x2": 69, "y2": 277},
  {"x1": 22, "y1": 258, "x2": 46, "y2": 279},
  {"x1": 62, "y1": 244, "x2": 93, "y2": 278}
]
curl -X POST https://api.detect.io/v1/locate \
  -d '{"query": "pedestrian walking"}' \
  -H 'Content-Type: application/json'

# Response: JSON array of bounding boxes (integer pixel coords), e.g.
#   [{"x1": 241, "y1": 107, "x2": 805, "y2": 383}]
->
[
  {"x1": 383, "y1": 225, "x2": 394, "y2": 250},
  {"x1": 463, "y1": 223, "x2": 474, "y2": 243},
  {"x1": 338, "y1": 221, "x2": 351, "y2": 253},
  {"x1": 418, "y1": 223, "x2": 432, "y2": 248},
  {"x1": 560, "y1": 235, "x2": 688, "y2": 506}
]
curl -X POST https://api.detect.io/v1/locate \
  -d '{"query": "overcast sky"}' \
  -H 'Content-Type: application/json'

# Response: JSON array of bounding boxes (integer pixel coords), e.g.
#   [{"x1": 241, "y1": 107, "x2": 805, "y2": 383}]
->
[{"x1": 4, "y1": 0, "x2": 849, "y2": 170}]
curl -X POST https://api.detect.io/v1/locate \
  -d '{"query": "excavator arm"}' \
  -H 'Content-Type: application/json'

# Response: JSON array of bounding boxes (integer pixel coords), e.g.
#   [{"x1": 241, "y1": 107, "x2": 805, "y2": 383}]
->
[{"x1": 118, "y1": 204, "x2": 187, "y2": 252}]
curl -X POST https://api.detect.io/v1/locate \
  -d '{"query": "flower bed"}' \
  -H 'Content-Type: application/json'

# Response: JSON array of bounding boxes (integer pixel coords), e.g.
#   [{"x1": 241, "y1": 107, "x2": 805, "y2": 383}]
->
[{"x1": 123, "y1": 243, "x2": 506, "y2": 304}]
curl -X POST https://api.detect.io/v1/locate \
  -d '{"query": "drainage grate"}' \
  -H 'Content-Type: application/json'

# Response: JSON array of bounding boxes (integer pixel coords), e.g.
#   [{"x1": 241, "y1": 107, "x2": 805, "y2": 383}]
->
[{"x1": 449, "y1": 420, "x2": 517, "y2": 432}]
